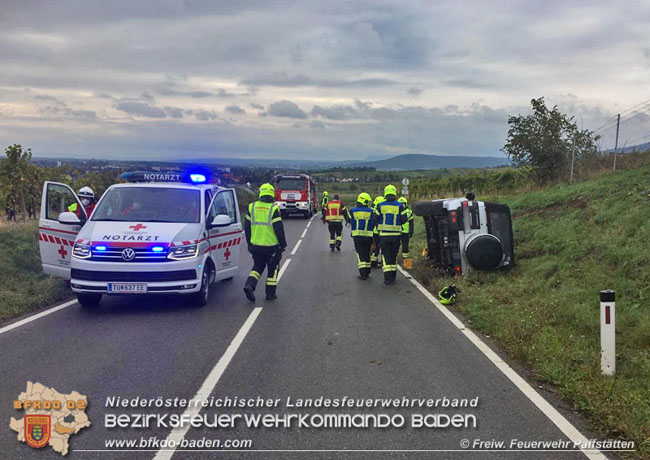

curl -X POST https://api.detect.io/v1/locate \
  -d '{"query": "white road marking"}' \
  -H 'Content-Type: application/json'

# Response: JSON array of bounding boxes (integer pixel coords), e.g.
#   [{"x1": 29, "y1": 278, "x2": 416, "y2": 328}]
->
[
  {"x1": 277, "y1": 258, "x2": 292, "y2": 281},
  {"x1": 396, "y1": 266, "x2": 606, "y2": 460},
  {"x1": 0, "y1": 299, "x2": 77, "y2": 336},
  {"x1": 300, "y1": 227, "x2": 308, "y2": 238},
  {"x1": 153, "y1": 306, "x2": 263, "y2": 460},
  {"x1": 155, "y1": 258, "x2": 293, "y2": 459},
  {"x1": 290, "y1": 240, "x2": 302, "y2": 255}
]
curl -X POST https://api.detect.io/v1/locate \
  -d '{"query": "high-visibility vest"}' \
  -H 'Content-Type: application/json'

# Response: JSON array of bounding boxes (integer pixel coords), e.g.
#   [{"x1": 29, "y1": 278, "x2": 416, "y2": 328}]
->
[
  {"x1": 375, "y1": 200, "x2": 404, "y2": 236},
  {"x1": 402, "y1": 207, "x2": 413, "y2": 234},
  {"x1": 325, "y1": 200, "x2": 344, "y2": 222},
  {"x1": 350, "y1": 206, "x2": 374, "y2": 237},
  {"x1": 321, "y1": 197, "x2": 328, "y2": 208},
  {"x1": 249, "y1": 201, "x2": 280, "y2": 246}
]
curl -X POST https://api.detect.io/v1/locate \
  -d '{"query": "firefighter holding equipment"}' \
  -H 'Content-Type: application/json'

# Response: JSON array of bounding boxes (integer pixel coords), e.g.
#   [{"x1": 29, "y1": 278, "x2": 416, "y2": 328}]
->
[
  {"x1": 373, "y1": 185, "x2": 408, "y2": 285},
  {"x1": 398, "y1": 196, "x2": 414, "y2": 269},
  {"x1": 322, "y1": 194, "x2": 349, "y2": 251},
  {"x1": 370, "y1": 195, "x2": 384, "y2": 268},
  {"x1": 243, "y1": 183, "x2": 288, "y2": 302},
  {"x1": 349, "y1": 192, "x2": 375, "y2": 280}
]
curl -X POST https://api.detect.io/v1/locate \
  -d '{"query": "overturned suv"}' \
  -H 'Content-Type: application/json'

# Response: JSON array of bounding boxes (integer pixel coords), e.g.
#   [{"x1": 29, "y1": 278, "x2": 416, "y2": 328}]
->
[{"x1": 413, "y1": 194, "x2": 514, "y2": 276}]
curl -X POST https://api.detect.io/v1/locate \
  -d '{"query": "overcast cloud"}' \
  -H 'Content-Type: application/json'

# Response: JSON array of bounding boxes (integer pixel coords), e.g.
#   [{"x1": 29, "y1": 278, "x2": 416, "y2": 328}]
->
[{"x1": 1, "y1": 0, "x2": 649, "y2": 160}]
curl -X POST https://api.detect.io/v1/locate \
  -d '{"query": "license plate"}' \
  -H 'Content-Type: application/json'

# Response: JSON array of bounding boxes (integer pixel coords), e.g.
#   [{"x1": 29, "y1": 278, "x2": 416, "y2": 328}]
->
[{"x1": 107, "y1": 283, "x2": 147, "y2": 293}]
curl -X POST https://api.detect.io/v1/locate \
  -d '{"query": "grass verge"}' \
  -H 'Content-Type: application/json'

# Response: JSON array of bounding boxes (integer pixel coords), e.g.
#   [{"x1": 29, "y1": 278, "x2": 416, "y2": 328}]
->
[
  {"x1": 408, "y1": 165, "x2": 650, "y2": 458},
  {"x1": 0, "y1": 221, "x2": 71, "y2": 324}
]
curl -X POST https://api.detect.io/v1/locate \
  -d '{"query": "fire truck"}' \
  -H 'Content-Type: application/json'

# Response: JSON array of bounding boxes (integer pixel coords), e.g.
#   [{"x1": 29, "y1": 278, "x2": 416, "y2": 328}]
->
[{"x1": 273, "y1": 173, "x2": 318, "y2": 219}]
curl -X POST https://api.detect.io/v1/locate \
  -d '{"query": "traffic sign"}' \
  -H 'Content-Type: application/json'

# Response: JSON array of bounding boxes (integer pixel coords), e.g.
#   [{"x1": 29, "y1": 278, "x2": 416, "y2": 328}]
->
[{"x1": 402, "y1": 177, "x2": 410, "y2": 186}]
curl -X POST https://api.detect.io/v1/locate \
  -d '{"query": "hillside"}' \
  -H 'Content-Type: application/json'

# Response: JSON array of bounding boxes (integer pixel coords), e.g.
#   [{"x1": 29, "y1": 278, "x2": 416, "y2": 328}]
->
[
  {"x1": 352, "y1": 153, "x2": 510, "y2": 170},
  {"x1": 410, "y1": 165, "x2": 650, "y2": 457}
]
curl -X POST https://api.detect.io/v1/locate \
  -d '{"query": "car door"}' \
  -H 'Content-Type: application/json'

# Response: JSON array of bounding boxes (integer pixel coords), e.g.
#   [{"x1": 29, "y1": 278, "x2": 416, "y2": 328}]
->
[
  {"x1": 206, "y1": 189, "x2": 242, "y2": 277},
  {"x1": 39, "y1": 181, "x2": 86, "y2": 279}
]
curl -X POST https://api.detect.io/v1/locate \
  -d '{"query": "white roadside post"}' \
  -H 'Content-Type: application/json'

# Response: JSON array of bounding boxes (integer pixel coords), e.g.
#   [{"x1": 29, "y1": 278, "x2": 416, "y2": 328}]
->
[{"x1": 600, "y1": 289, "x2": 616, "y2": 376}]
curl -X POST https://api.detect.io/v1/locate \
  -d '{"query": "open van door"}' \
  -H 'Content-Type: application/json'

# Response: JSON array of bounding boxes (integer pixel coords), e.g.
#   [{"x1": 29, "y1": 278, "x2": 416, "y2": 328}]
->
[
  {"x1": 39, "y1": 182, "x2": 86, "y2": 279},
  {"x1": 206, "y1": 189, "x2": 243, "y2": 280}
]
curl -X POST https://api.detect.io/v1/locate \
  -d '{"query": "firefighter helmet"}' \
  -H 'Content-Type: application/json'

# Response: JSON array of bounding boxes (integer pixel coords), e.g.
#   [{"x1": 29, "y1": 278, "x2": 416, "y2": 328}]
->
[
  {"x1": 398, "y1": 196, "x2": 407, "y2": 204},
  {"x1": 357, "y1": 192, "x2": 371, "y2": 205},
  {"x1": 384, "y1": 184, "x2": 397, "y2": 197},
  {"x1": 258, "y1": 183, "x2": 275, "y2": 198},
  {"x1": 78, "y1": 186, "x2": 94, "y2": 199},
  {"x1": 438, "y1": 284, "x2": 459, "y2": 305}
]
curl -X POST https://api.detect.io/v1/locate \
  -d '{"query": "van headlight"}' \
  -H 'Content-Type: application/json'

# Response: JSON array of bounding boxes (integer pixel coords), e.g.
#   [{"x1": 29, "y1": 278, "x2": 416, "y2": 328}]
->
[
  {"x1": 168, "y1": 244, "x2": 198, "y2": 260},
  {"x1": 72, "y1": 243, "x2": 91, "y2": 259}
]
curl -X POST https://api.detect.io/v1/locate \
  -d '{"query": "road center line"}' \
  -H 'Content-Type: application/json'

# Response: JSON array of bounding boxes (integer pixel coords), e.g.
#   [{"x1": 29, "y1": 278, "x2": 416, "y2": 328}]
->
[
  {"x1": 300, "y1": 227, "x2": 308, "y2": 238},
  {"x1": 153, "y1": 306, "x2": 263, "y2": 460},
  {"x1": 155, "y1": 257, "x2": 292, "y2": 460},
  {"x1": 0, "y1": 299, "x2": 78, "y2": 336},
  {"x1": 396, "y1": 266, "x2": 606, "y2": 460},
  {"x1": 290, "y1": 240, "x2": 302, "y2": 255}
]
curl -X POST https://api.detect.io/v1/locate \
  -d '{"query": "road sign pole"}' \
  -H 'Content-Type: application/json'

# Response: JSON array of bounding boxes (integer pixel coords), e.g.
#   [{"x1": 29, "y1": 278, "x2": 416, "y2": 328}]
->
[{"x1": 600, "y1": 290, "x2": 616, "y2": 376}]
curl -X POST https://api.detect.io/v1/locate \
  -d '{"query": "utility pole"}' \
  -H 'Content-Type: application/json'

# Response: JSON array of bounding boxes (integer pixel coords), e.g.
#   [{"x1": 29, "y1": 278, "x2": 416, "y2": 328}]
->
[{"x1": 613, "y1": 114, "x2": 620, "y2": 171}]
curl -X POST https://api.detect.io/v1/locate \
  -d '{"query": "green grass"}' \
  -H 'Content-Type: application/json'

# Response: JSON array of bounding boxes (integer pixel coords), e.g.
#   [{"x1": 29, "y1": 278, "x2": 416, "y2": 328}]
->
[
  {"x1": 409, "y1": 165, "x2": 650, "y2": 458},
  {"x1": 0, "y1": 221, "x2": 71, "y2": 323}
]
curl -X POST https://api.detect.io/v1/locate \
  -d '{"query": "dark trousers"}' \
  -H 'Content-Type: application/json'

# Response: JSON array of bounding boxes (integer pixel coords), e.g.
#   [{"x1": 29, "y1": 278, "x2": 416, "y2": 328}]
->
[
  {"x1": 353, "y1": 236, "x2": 373, "y2": 278},
  {"x1": 380, "y1": 236, "x2": 401, "y2": 282},
  {"x1": 245, "y1": 248, "x2": 282, "y2": 296},
  {"x1": 327, "y1": 222, "x2": 343, "y2": 249},
  {"x1": 401, "y1": 234, "x2": 411, "y2": 258},
  {"x1": 371, "y1": 233, "x2": 381, "y2": 266}
]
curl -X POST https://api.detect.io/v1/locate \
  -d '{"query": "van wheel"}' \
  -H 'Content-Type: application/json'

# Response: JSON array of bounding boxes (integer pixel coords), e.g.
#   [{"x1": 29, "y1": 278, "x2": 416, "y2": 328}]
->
[
  {"x1": 77, "y1": 293, "x2": 102, "y2": 307},
  {"x1": 193, "y1": 266, "x2": 211, "y2": 306}
]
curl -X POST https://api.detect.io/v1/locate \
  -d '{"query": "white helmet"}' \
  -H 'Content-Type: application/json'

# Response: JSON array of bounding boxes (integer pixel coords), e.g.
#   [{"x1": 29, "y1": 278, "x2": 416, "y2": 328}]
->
[{"x1": 78, "y1": 186, "x2": 94, "y2": 199}]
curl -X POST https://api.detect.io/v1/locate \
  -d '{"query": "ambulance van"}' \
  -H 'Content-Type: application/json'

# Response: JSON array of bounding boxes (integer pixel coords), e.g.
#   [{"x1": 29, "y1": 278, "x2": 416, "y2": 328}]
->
[{"x1": 39, "y1": 172, "x2": 243, "y2": 307}]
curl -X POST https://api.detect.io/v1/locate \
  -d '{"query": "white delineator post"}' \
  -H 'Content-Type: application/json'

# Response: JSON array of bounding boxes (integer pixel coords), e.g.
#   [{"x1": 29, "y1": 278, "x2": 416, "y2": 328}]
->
[{"x1": 600, "y1": 289, "x2": 616, "y2": 376}]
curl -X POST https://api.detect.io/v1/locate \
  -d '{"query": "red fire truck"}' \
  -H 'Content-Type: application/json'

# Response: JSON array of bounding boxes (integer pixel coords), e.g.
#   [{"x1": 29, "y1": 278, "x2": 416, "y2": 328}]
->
[{"x1": 274, "y1": 174, "x2": 318, "y2": 219}]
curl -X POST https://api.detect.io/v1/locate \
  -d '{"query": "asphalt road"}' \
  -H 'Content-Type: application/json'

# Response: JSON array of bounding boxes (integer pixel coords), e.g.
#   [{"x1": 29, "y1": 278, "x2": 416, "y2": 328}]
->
[{"x1": 0, "y1": 216, "x2": 603, "y2": 459}]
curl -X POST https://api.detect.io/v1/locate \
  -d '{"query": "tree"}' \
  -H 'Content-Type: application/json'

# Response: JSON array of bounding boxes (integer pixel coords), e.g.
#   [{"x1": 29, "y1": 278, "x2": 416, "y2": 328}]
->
[
  {"x1": 0, "y1": 144, "x2": 34, "y2": 221},
  {"x1": 502, "y1": 98, "x2": 600, "y2": 184}
]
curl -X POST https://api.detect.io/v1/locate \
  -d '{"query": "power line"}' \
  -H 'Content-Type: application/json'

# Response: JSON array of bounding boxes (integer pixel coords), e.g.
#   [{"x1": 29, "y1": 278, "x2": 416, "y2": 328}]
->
[
  {"x1": 595, "y1": 103, "x2": 650, "y2": 133},
  {"x1": 593, "y1": 98, "x2": 650, "y2": 132}
]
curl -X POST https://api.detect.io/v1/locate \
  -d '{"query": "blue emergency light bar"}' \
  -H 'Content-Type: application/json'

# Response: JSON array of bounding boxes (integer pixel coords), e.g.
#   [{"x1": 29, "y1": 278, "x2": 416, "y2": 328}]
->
[{"x1": 120, "y1": 171, "x2": 210, "y2": 184}]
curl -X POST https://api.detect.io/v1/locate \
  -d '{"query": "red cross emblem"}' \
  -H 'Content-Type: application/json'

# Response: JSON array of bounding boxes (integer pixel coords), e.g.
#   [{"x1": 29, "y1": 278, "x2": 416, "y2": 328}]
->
[
  {"x1": 224, "y1": 247, "x2": 231, "y2": 261},
  {"x1": 129, "y1": 223, "x2": 147, "y2": 231},
  {"x1": 58, "y1": 245, "x2": 68, "y2": 259}
]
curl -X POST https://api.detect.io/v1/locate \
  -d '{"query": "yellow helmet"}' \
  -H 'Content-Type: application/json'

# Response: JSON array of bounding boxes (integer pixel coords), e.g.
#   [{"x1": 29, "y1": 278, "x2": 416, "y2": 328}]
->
[
  {"x1": 357, "y1": 192, "x2": 371, "y2": 205},
  {"x1": 259, "y1": 183, "x2": 275, "y2": 198},
  {"x1": 323, "y1": 191, "x2": 328, "y2": 196},
  {"x1": 384, "y1": 184, "x2": 397, "y2": 196},
  {"x1": 373, "y1": 196, "x2": 385, "y2": 207},
  {"x1": 398, "y1": 196, "x2": 407, "y2": 204}
]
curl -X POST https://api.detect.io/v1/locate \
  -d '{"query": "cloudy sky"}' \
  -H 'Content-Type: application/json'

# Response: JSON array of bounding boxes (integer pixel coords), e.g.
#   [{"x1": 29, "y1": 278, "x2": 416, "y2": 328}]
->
[{"x1": 1, "y1": 0, "x2": 650, "y2": 161}]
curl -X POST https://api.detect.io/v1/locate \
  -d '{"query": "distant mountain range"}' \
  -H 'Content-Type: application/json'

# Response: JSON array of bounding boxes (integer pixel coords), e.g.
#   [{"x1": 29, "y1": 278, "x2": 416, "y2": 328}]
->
[
  {"x1": 604, "y1": 141, "x2": 650, "y2": 154},
  {"x1": 345, "y1": 153, "x2": 509, "y2": 170},
  {"x1": 34, "y1": 152, "x2": 511, "y2": 171},
  {"x1": 180, "y1": 153, "x2": 510, "y2": 171}
]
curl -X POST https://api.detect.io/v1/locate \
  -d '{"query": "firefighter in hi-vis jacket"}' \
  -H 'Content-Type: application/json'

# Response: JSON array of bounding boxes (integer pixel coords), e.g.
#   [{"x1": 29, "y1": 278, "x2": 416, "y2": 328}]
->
[
  {"x1": 349, "y1": 192, "x2": 375, "y2": 279},
  {"x1": 370, "y1": 195, "x2": 384, "y2": 267},
  {"x1": 398, "y1": 196, "x2": 414, "y2": 260},
  {"x1": 243, "y1": 183, "x2": 287, "y2": 302},
  {"x1": 322, "y1": 194, "x2": 350, "y2": 252},
  {"x1": 373, "y1": 185, "x2": 408, "y2": 285}
]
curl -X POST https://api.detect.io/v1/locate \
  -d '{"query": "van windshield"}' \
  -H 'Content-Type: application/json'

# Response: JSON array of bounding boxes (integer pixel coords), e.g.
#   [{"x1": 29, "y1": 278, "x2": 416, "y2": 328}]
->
[{"x1": 92, "y1": 187, "x2": 201, "y2": 223}]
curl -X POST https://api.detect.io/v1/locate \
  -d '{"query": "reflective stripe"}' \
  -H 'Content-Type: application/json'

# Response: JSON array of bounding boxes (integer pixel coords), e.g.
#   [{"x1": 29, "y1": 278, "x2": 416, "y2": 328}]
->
[
  {"x1": 325, "y1": 201, "x2": 344, "y2": 221},
  {"x1": 249, "y1": 270, "x2": 261, "y2": 280},
  {"x1": 351, "y1": 209, "x2": 373, "y2": 237}
]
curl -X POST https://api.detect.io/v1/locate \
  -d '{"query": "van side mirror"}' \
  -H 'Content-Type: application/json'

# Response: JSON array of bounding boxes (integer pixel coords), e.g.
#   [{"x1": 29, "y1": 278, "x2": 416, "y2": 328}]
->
[
  {"x1": 59, "y1": 211, "x2": 81, "y2": 225},
  {"x1": 209, "y1": 214, "x2": 232, "y2": 229}
]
